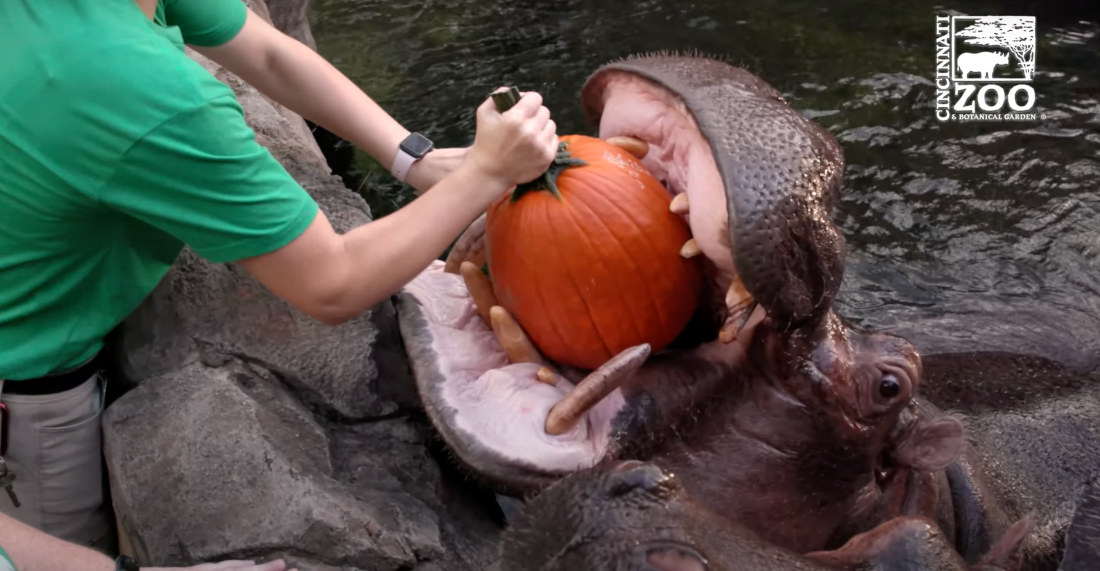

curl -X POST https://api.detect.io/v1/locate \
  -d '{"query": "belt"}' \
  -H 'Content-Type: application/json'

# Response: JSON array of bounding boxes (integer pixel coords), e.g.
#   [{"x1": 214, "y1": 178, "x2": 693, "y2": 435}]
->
[{"x1": 2, "y1": 353, "x2": 102, "y2": 396}]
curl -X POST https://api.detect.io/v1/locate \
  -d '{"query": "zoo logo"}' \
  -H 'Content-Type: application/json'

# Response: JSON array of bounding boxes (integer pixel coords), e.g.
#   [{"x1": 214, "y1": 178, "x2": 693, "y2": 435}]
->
[{"x1": 935, "y1": 15, "x2": 1038, "y2": 122}]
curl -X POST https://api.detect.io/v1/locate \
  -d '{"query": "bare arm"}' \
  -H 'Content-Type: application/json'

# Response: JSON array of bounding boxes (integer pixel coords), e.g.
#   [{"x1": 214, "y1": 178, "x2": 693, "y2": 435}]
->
[
  {"x1": 0, "y1": 512, "x2": 114, "y2": 571},
  {"x1": 194, "y1": 9, "x2": 460, "y2": 193},
  {"x1": 236, "y1": 91, "x2": 557, "y2": 325},
  {"x1": 0, "y1": 512, "x2": 293, "y2": 571}
]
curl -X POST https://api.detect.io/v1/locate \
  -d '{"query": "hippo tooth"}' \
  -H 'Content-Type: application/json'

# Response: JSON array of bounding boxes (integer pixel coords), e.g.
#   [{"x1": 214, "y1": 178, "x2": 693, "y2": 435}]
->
[
  {"x1": 718, "y1": 318, "x2": 740, "y2": 344},
  {"x1": 725, "y1": 277, "x2": 750, "y2": 310},
  {"x1": 489, "y1": 305, "x2": 549, "y2": 367},
  {"x1": 444, "y1": 212, "x2": 488, "y2": 274},
  {"x1": 605, "y1": 135, "x2": 649, "y2": 159},
  {"x1": 718, "y1": 300, "x2": 760, "y2": 344},
  {"x1": 545, "y1": 344, "x2": 651, "y2": 436},
  {"x1": 680, "y1": 238, "x2": 702, "y2": 258},
  {"x1": 536, "y1": 367, "x2": 563, "y2": 386},
  {"x1": 669, "y1": 193, "x2": 689, "y2": 214},
  {"x1": 460, "y1": 261, "x2": 498, "y2": 326},
  {"x1": 718, "y1": 279, "x2": 757, "y2": 344}
]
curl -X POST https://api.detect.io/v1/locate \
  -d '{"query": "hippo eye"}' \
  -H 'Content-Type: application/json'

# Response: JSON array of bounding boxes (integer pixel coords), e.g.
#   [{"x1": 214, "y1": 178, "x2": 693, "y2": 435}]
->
[{"x1": 878, "y1": 375, "x2": 901, "y2": 399}]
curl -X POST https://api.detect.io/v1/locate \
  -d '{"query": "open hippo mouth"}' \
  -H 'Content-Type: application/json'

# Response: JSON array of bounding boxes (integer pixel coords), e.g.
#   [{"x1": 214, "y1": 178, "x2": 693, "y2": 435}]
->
[{"x1": 395, "y1": 53, "x2": 851, "y2": 495}]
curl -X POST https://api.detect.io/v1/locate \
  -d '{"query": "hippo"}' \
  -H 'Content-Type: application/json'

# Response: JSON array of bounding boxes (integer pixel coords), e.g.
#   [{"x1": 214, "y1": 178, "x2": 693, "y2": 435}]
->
[
  {"x1": 498, "y1": 459, "x2": 1025, "y2": 570},
  {"x1": 395, "y1": 52, "x2": 968, "y2": 555},
  {"x1": 1059, "y1": 474, "x2": 1100, "y2": 571},
  {"x1": 834, "y1": 348, "x2": 1100, "y2": 571}
]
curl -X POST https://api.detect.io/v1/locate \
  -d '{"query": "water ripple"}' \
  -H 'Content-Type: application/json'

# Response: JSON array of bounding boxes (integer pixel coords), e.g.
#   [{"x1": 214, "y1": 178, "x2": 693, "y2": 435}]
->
[{"x1": 312, "y1": 0, "x2": 1100, "y2": 333}]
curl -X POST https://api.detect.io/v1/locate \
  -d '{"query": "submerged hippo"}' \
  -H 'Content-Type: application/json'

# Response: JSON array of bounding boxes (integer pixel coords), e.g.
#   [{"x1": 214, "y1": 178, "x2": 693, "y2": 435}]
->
[
  {"x1": 499, "y1": 459, "x2": 1023, "y2": 571},
  {"x1": 396, "y1": 53, "x2": 965, "y2": 554},
  {"x1": 838, "y1": 348, "x2": 1100, "y2": 571}
]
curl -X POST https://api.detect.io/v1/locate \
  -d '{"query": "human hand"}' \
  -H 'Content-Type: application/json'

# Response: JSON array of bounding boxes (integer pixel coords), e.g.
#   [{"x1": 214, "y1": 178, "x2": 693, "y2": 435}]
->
[
  {"x1": 145, "y1": 558, "x2": 295, "y2": 571},
  {"x1": 406, "y1": 146, "x2": 469, "y2": 194},
  {"x1": 466, "y1": 89, "x2": 558, "y2": 192}
]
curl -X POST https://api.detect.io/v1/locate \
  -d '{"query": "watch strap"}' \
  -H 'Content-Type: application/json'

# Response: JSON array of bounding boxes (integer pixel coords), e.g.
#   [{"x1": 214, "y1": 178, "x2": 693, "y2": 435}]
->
[{"x1": 390, "y1": 147, "x2": 419, "y2": 184}]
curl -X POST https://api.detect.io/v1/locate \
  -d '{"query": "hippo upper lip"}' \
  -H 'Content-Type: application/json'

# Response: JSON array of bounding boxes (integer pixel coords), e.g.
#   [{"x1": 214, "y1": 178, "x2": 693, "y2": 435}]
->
[{"x1": 580, "y1": 53, "x2": 849, "y2": 336}]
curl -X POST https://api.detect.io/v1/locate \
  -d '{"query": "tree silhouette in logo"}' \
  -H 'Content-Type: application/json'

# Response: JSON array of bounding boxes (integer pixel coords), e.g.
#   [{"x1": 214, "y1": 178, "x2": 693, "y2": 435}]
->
[{"x1": 955, "y1": 17, "x2": 1036, "y2": 79}]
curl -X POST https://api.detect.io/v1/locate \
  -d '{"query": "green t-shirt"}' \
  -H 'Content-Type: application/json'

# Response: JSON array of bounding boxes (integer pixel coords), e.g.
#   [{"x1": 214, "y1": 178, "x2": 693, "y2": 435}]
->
[
  {"x1": 0, "y1": 0, "x2": 319, "y2": 381},
  {"x1": 0, "y1": 545, "x2": 13, "y2": 571}
]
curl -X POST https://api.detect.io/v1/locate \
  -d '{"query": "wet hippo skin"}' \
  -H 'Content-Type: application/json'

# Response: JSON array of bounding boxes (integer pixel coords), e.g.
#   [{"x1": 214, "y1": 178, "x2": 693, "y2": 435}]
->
[
  {"x1": 499, "y1": 460, "x2": 1009, "y2": 571},
  {"x1": 841, "y1": 351, "x2": 1100, "y2": 571},
  {"x1": 1058, "y1": 475, "x2": 1100, "y2": 571}
]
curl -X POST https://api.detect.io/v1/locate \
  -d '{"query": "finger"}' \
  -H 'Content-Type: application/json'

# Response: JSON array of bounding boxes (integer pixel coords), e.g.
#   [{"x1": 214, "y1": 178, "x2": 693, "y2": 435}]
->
[
  {"x1": 189, "y1": 562, "x2": 248, "y2": 570},
  {"x1": 249, "y1": 560, "x2": 288, "y2": 571},
  {"x1": 203, "y1": 561, "x2": 269, "y2": 570},
  {"x1": 477, "y1": 94, "x2": 499, "y2": 117},
  {"x1": 508, "y1": 91, "x2": 543, "y2": 118},
  {"x1": 532, "y1": 105, "x2": 551, "y2": 128},
  {"x1": 540, "y1": 119, "x2": 558, "y2": 151}
]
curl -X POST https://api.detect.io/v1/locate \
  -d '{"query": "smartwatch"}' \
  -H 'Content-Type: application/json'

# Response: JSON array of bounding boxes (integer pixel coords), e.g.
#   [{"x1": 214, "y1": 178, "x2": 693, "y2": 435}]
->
[
  {"x1": 114, "y1": 555, "x2": 140, "y2": 571},
  {"x1": 390, "y1": 132, "x2": 434, "y2": 184}
]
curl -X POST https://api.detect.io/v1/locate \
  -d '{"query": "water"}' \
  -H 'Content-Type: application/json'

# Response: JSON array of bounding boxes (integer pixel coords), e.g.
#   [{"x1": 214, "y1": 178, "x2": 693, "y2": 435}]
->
[{"x1": 310, "y1": 0, "x2": 1100, "y2": 335}]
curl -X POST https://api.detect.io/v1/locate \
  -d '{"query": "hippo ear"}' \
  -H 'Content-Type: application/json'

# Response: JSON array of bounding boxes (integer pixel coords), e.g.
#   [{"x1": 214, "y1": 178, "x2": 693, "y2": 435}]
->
[{"x1": 894, "y1": 415, "x2": 965, "y2": 472}]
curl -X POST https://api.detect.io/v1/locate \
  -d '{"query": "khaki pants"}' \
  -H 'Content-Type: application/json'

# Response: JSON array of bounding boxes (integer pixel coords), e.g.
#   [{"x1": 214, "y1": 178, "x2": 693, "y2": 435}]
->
[{"x1": 0, "y1": 373, "x2": 114, "y2": 552}]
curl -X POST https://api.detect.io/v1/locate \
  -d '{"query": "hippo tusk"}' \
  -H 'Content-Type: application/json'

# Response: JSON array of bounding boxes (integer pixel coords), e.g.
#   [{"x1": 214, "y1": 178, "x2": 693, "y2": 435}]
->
[
  {"x1": 718, "y1": 302, "x2": 758, "y2": 343},
  {"x1": 545, "y1": 344, "x2": 651, "y2": 436},
  {"x1": 489, "y1": 305, "x2": 551, "y2": 367},
  {"x1": 606, "y1": 135, "x2": 649, "y2": 159},
  {"x1": 725, "y1": 276, "x2": 750, "y2": 310},
  {"x1": 718, "y1": 278, "x2": 756, "y2": 343},
  {"x1": 669, "y1": 193, "x2": 689, "y2": 214},
  {"x1": 460, "y1": 261, "x2": 498, "y2": 326},
  {"x1": 680, "y1": 238, "x2": 702, "y2": 259},
  {"x1": 444, "y1": 212, "x2": 488, "y2": 274}
]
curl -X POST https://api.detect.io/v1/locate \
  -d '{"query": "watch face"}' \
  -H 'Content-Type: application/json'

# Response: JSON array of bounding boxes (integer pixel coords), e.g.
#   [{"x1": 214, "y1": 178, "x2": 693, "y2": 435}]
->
[
  {"x1": 400, "y1": 132, "x2": 434, "y2": 158},
  {"x1": 115, "y1": 555, "x2": 140, "y2": 571}
]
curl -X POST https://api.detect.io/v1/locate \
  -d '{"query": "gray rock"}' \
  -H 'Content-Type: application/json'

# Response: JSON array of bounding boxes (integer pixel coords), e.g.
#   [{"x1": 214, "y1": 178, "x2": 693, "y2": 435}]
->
[
  {"x1": 105, "y1": 358, "x2": 503, "y2": 569},
  {"x1": 102, "y1": 2, "x2": 502, "y2": 569},
  {"x1": 105, "y1": 360, "x2": 439, "y2": 569},
  {"x1": 264, "y1": 0, "x2": 319, "y2": 51}
]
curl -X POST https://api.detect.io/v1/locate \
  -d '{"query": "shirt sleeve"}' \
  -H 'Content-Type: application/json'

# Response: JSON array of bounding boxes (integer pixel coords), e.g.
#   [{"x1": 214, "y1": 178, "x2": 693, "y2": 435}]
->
[
  {"x1": 162, "y1": 0, "x2": 249, "y2": 47},
  {"x1": 0, "y1": 545, "x2": 15, "y2": 571},
  {"x1": 96, "y1": 92, "x2": 319, "y2": 264}
]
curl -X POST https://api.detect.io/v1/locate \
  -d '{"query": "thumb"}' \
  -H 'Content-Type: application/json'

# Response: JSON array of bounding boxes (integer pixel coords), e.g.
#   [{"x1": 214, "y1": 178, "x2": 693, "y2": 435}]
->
[
  {"x1": 479, "y1": 87, "x2": 512, "y2": 117},
  {"x1": 192, "y1": 560, "x2": 287, "y2": 571}
]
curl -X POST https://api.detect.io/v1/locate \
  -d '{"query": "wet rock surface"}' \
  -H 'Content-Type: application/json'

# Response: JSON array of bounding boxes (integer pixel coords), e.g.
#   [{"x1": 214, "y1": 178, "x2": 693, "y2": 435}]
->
[{"x1": 102, "y1": 2, "x2": 501, "y2": 569}]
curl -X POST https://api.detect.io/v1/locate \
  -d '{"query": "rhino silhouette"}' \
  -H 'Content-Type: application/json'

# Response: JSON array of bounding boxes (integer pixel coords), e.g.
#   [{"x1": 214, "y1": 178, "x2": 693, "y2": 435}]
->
[{"x1": 956, "y1": 51, "x2": 1011, "y2": 79}]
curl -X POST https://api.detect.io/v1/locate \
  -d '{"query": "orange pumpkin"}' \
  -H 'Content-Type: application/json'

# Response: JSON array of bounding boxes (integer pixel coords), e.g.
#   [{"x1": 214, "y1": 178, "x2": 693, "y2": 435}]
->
[{"x1": 484, "y1": 134, "x2": 702, "y2": 370}]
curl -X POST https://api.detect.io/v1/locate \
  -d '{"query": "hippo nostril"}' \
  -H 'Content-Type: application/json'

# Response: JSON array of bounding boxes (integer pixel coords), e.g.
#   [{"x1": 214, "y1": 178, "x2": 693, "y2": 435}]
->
[{"x1": 607, "y1": 462, "x2": 669, "y2": 497}]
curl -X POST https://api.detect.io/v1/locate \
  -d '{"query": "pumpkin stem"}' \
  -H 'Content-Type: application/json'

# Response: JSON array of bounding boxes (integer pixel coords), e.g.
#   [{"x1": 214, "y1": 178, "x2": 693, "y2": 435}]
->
[{"x1": 511, "y1": 140, "x2": 587, "y2": 202}]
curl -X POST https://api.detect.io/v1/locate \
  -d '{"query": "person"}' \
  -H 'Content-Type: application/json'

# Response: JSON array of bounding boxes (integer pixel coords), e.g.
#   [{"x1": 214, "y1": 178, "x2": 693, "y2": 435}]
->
[
  {"x1": 0, "y1": 512, "x2": 293, "y2": 571},
  {"x1": 0, "y1": 0, "x2": 557, "y2": 568}
]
